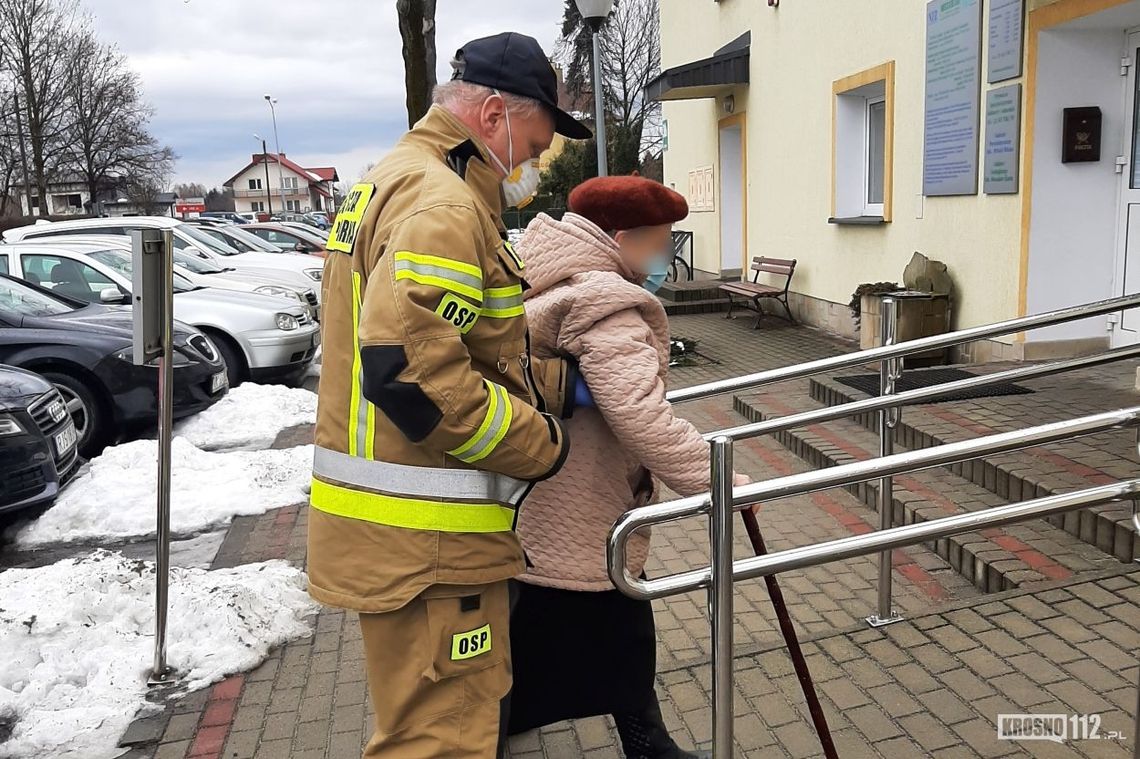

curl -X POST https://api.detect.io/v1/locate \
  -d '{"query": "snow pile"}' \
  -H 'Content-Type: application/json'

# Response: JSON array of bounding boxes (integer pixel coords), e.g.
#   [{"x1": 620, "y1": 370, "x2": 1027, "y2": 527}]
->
[
  {"x1": 175, "y1": 383, "x2": 317, "y2": 451},
  {"x1": 17, "y1": 439, "x2": 312, "y2": 547},
  {"x1": 0, "y1": 551, "x2": 317, "y2": 759}
]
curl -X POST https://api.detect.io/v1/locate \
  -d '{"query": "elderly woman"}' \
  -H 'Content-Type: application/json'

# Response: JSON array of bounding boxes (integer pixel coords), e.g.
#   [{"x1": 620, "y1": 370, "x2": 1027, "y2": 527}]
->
[{"x1": 506, "y1": 176, "x2": 748, "y2": 759}]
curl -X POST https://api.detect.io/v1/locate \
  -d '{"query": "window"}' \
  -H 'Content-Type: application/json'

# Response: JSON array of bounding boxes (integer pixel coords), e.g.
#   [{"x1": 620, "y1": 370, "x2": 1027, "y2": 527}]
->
[
  {"x1": 21, "y1": 254, "x2": 118, "y2": 304},
  {"x1": 832, "y1": 61, "x2": 895, "y2": 223},
  {"x1": 0, "y1": 254, "x2": 8, "y2": 274},
  {"x1": 248, "y1": 178, "x2": 263, "y2": 190},
  {"x1": 282, "y1": 177, "x2": 298, "y2": 190},
  {"x1": 250, "y1": 201, "x2": 265, "y2": 213},
  {"x1": 66, "y1": 194, "x2": 83, "y2": 209},
  {"x1": 286, "y1": 199, "x2": 301, "y2": 212}
]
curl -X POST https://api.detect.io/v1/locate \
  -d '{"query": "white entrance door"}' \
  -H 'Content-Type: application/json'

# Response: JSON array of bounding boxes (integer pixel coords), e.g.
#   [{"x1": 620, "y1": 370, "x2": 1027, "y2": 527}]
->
[
  {"x1": 719, "y1": 125, "x2": 744, "y2": 276},
  {"x1": 1114, "y1": 31, "x2": 1140, "y2": 345}
]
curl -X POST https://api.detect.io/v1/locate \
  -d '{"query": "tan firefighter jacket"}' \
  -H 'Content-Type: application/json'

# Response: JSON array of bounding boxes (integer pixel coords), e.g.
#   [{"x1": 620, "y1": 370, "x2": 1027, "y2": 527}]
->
[{"x1": 307, "y1": 105, "x2": 578, "y2": 613}]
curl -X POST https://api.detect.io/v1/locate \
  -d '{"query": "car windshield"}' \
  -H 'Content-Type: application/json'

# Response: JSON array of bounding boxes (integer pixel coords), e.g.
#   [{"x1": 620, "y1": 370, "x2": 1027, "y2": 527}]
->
[
  {"x1": 0, "y1": 276, "x2": 76, "y2": 317},
  {"x1": 173, "y1": 250, "x2": 226, "y2": 274},
  {"x1": 87, "y1": 249, "x2": 194, "y2": 293},
  {"x1": 215, "y1": 225, "x2": 281, "y2": 253},
  {"x1": 284, "y1": 225, "x2": 327, "y2": 245},
  {"x1": 178, "y1": 223, "x2": 241, "y2": 256}
]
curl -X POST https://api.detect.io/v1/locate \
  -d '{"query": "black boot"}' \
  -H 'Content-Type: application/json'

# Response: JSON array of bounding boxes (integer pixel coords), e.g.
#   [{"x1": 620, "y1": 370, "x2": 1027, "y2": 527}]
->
[{"x1": 613, "y1": 700, "x2": 712, "y2": 759}]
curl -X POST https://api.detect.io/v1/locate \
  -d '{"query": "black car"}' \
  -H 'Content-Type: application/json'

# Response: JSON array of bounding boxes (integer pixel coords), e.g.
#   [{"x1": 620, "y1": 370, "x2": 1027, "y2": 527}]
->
[
  {"x1": 0, "y1": 364, "x2": 81, "y2": 513},
  {"x1": 0, "y1": 274, "x2": 227, "y2": 457}
]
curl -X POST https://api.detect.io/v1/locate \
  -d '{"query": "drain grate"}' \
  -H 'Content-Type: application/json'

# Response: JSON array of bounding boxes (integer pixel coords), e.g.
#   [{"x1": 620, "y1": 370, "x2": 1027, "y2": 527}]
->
[{"x1": 834, "y1": 367, "x2": 1034, "y2": 403}]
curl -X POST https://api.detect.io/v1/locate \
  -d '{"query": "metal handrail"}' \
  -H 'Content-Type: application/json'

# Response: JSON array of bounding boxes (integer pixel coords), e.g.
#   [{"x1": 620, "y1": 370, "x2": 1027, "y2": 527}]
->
[
  {"x1": 666, "y1": 291, "x2": 1140, "y2": 403},
  {"x1": 609, "y1": 406, "x2": 1140, "y2": 601},
  {"x1": 707, "y1": 343, "x2": 1140, "y2": 442}
]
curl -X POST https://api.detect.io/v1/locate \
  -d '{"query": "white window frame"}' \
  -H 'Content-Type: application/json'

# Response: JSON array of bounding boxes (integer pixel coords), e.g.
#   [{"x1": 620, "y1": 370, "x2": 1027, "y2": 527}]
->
[
  {"x1": 282, "y1": 176, "x2": 299, "y2": 190},
  {"x1": 250, "y1": 201, "x2": 264, "y2": 213},
  {"x1": 863, "y1": 95, "x2": 886, "y2": 217},
  {"x1": 248, "y1": 178, "x2": 262, "y2": 191},
  {"x1": 286, "y1": 199, "x2": 301, "y2": 212}
]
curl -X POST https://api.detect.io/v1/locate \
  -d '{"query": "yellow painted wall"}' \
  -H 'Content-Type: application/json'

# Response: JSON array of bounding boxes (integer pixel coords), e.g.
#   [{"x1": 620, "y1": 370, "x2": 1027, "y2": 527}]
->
[{"x1": 661, "y1": 0, "x2": 1024, "y2": 335}]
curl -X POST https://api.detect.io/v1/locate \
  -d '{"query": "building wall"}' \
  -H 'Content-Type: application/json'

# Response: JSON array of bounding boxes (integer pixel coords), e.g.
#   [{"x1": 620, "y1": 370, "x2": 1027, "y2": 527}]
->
[{"x1": 661, "y1": 0, "x2": 1025, "y2": 341}]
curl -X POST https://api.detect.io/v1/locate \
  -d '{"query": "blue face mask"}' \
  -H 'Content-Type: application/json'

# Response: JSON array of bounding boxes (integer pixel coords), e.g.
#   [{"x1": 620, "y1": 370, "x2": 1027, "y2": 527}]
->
[{"x1": 641, "y1": 252, "x2": 671, "y2": 294}]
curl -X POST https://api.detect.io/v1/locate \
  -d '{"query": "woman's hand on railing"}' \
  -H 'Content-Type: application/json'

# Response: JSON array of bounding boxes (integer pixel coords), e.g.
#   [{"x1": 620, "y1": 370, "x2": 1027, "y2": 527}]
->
[{"x1": 733, "y1": 473, "x2": 760, "y2": 514}]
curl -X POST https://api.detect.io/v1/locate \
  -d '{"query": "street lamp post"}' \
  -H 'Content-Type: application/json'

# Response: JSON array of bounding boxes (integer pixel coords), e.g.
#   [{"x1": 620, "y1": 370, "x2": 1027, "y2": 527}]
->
[
  {"x1": 575, "y1": 0, "x2": 614, "y2": 177},
  {"x1": 253, "y1": 134, "x2": 273, "y2": 217},
  {"x1": 264, "y1": 94, "x2": 288, "y2": 215}
]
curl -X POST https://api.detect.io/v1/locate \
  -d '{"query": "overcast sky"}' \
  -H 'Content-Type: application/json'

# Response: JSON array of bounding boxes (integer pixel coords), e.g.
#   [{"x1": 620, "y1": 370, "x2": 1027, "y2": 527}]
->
[{"x1": 83, "y1": 0, "x2": 567, "y2": 188}]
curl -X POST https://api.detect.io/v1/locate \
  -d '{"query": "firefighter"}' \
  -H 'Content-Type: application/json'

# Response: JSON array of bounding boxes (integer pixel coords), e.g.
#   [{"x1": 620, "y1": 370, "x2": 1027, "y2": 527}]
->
[{"x1": 308, "y1": 32, "x2": 593, "y2": 758}]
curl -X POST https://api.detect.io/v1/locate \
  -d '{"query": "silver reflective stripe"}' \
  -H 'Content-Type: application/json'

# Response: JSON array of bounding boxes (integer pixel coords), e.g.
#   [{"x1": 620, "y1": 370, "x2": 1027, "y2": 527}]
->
[
  {"x1": 354, "y1": 363, "x2": 369, "y2": 457},
  {"x1": 312, "y1": 446, "x2": 529, "y2": 506},
  {"x1": 394, "y1": 258, "x2": 483, "y2": 297},
  {"x1": 483, "y1": 293, "x2": 524, "y2": 311}
]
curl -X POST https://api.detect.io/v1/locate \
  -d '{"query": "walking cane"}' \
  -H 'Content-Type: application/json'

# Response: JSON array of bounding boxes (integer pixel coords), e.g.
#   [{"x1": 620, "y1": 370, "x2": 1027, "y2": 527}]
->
[{"x1": 740, "y1": 507, "x2": 839, "y2": 759}]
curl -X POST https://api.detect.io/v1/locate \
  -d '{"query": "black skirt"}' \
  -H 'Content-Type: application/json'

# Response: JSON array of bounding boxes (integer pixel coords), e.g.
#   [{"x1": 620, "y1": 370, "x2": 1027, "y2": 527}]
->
[{"x1": 506, "y1": 579, "x2": 658, "y2": 735}]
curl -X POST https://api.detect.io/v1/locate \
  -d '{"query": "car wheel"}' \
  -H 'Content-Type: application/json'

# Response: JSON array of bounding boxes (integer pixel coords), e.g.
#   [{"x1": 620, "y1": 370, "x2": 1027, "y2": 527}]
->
[
  {"x1": 209, "y1": 334, "x2": 247, "y2": 387},
  {"x1": 42, "y1": 371, "x2": 109, "y2": 458}
]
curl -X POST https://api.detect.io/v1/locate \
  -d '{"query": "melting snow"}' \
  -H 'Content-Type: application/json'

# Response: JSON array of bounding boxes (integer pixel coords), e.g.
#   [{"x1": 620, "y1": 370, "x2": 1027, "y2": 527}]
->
[
  {"x1": 174, "y1": 383, "x2": 317, "y2": 452},
  {"x1": 16, "y1": 439, "x2": 312, "y2": 548},
  {"x1": 0, "y1": 551, "x2": 316, "y2": 759}
]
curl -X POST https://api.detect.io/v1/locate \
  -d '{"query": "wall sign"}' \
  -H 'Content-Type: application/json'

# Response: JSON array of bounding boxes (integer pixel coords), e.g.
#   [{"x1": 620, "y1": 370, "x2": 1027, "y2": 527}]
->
[
  {"x1": 1061, "y1": 107, "x2": 1102, "y2": 163},
  {"x1": 987, "y1": 0, "x2": 1024, "y2": 83},
  {"x1": 983, "y1": 84, "x2": 1022, "y2": 194},
  {"x1": 923, "y1": 0, "x2": 983, "y2": 197},
  {"x1": 687, "y1": 166, "x2": 715, "y2": 212}
]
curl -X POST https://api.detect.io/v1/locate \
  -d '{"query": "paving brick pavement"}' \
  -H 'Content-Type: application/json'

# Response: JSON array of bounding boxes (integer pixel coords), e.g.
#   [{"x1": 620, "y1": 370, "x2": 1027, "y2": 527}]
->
[{"x1": 122, "y1": 315, "x2": 1140, "y2": 758}]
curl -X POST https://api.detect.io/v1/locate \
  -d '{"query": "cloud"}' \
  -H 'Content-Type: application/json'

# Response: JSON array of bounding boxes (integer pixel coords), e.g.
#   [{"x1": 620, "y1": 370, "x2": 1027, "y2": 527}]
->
[{"x1": 81, "y1": 0, "x2": 566, "y2": 185}]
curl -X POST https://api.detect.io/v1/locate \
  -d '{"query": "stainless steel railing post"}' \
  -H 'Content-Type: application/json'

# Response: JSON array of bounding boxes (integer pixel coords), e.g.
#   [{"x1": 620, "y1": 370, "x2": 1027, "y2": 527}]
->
[
  {"x1": 710, "y1": 437, "x2": 735, "y2": 758},
  {"x1": 869, "y1": 297, "x2": 903, "y2": 628}
]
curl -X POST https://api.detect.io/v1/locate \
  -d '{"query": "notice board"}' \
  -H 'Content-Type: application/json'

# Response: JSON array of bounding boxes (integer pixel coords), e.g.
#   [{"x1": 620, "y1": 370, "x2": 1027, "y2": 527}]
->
[
  {"x1": 923, "y1": 0, "x2": 983, "y2": 197},
  {"x1": 987, "y1": 0, "x2": 1024, "y2": 84},
  {"x1": 983, "y1": 84, "x2": 1022, "y2": 194}
]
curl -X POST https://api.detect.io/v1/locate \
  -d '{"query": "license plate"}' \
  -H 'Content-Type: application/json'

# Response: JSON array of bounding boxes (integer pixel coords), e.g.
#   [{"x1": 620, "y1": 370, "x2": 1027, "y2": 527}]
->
[
  {"x1": 54, "y1": 422, "x2": 77, "y2": 456},
  {"x1": 211, "y1": 372, "x2": 227, "y2": 394}
]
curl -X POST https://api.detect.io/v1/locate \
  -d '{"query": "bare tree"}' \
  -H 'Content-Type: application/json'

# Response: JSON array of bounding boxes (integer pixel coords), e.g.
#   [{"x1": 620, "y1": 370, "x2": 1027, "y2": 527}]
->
[
  {"x1": 0, "y1": 0, "x2": 83, "y2": 213},
  {"x1": 0, "y1": 85, "x2": 19, "y2": 215},
  {"x1": 553, "y1": 0, "x2": 661, "y2": 177},
  {"x1": 396, "y1": 0, "x2": 437, "y2": 127},
  {"x1": 65, "y1": 30, "x2": 175, "y2": 214}
]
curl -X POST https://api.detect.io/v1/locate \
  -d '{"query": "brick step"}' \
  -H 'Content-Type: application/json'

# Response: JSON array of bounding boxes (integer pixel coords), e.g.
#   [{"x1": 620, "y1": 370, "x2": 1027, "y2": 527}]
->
[
  {"x1": 656, "y1": 279, "x2": 727, "y2": 303},
  {"x1": 733, "y1": 389, "x2": 1122, "y2": 594},
  {"x1": 808, "y1": 375, "x2": 1140, "y2": 563},
  {"x1": 662, "y1": 297, "x2": 730, "y2": 316}
]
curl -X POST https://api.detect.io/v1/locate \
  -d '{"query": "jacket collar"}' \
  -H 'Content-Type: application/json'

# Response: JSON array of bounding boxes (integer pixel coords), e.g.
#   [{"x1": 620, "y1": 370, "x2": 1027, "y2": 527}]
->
[{"x1": 403, "y1": 105, "x2": 504, "y2": 219}]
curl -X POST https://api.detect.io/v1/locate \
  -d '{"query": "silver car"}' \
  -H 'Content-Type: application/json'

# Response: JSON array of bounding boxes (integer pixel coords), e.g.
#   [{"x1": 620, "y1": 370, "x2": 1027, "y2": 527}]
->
[
  {"x1": 0, "y1": 244, "x2": 320, "y2": 386},
  {"x1": 13, "y1": 235, "x2": 321, "y2": 321}
]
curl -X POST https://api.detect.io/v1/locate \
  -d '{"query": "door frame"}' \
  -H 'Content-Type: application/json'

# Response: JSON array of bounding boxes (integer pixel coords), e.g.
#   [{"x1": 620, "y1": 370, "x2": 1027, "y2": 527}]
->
[
  {"x1": 1111, "y1": 27, "x2": 1140, "y2": 345},
  {"x1": 718, "y1": 112, "x2": 748, "y2": 277}
]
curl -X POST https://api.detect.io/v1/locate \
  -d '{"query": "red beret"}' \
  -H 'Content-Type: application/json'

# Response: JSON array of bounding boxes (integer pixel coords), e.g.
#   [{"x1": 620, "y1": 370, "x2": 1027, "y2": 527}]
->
[{"x1": 568, "y1": 175, "x2": 688, "y2": 232}]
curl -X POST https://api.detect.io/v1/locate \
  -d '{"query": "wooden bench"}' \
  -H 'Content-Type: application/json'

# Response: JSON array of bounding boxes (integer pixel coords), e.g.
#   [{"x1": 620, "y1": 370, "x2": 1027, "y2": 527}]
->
[{"x1": 719, "y1": 256, "x2": 797, "y2": 328}]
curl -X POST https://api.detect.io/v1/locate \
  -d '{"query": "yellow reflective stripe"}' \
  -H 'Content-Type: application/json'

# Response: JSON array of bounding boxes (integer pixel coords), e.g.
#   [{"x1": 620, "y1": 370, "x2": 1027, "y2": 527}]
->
[
  {"x1": 485, "y1": 285, "x2": 523, "y2": 298},
  {"x1": 482, "y1": 284, "x2": 524, "y2": 319},
  {"x1": 394, "y1": 250, "x2": 482, "y2": 279},
  {"x1": 448, "y1": 382, "x2": 513, "y2": 464},
  {"x1": 395, "y1": 270, "x2": 484, "y2": 303},
  {"x1": 310, "y1": 478, "x2": 516, "y2": 533},
  {"x1": 348, "y1": 271, "x2": 364, "y2": 458}
]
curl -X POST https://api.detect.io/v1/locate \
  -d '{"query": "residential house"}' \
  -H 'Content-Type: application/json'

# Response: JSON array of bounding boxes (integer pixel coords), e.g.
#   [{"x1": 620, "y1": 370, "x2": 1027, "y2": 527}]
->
[
  {"x1": 11, "y1": 176, "x2": 105, "y2": 217},
  {"x1": 658, "y1": 0, "x2": 1140, "y2": 361},
  {"x1": 224, "y1": 153, "x2": 339, "y2": 216}
]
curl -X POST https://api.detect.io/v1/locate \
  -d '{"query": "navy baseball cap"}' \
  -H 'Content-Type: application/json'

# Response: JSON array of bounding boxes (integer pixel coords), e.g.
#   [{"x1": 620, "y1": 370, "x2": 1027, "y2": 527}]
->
[{"x1": 451, "y1": 32, "x2": 593, "y2": 140}]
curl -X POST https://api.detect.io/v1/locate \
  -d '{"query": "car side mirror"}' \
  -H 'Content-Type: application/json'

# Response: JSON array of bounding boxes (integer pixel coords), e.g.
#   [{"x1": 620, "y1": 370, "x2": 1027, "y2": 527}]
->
[{"x1": 100, "y1": 287, "x2": 128, "y2": 305}]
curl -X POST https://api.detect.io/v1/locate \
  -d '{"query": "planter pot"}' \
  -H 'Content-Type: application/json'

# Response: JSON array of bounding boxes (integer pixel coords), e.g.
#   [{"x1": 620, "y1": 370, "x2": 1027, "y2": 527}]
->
[{"x1": 861, "y1": 292, "x2": 952, "y2": 365}]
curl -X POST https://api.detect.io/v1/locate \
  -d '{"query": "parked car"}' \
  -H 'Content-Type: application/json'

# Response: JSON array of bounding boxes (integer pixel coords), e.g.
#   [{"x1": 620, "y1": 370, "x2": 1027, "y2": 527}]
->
[
  {"x1": 184, "y1": 219, "x2": 285, "y2": 254},
  {"x1": 302, "y1": 212, "x2": 331, "y2": 231},
  {"x1": 238, "y1": 212, "x2": 258, "y2": 223},
  {"x1": 6, "y1": 235, "x2": 320, "y2": 321},
  {"x1": 0, "y1": 274, "x2": 226, "y2": 457},
  {"x1": 244, "y1": 223, "x2": 330, "y2": 257},
  {"x1": 3, "y1": 216, "x2": 325, "y2": 303},
  {"x1": 0, "y1": 363, "x2": 81, "y2": 513},
  {"x1": 1, "y1": 244, "x2": 320, "y2": 387},
  {"x1": 200, "y1": 211, "x2": 249, "y2": 224}
]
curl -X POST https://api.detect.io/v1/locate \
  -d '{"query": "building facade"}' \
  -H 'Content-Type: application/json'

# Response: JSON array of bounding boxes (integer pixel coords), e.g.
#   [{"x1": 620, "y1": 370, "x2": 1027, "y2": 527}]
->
[
  {"x1": 659, "y1": 0, "x2": 1140, "y2": 359},
  {"x1": 224, "y1": 154, "x2": 338, "y2": 216}
]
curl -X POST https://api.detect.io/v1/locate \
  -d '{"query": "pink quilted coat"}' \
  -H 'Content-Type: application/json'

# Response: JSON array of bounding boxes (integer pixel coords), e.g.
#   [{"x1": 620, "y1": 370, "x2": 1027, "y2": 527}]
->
[{"x1": 515, "y1": 212, "x2": 712, "y2": 591}]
